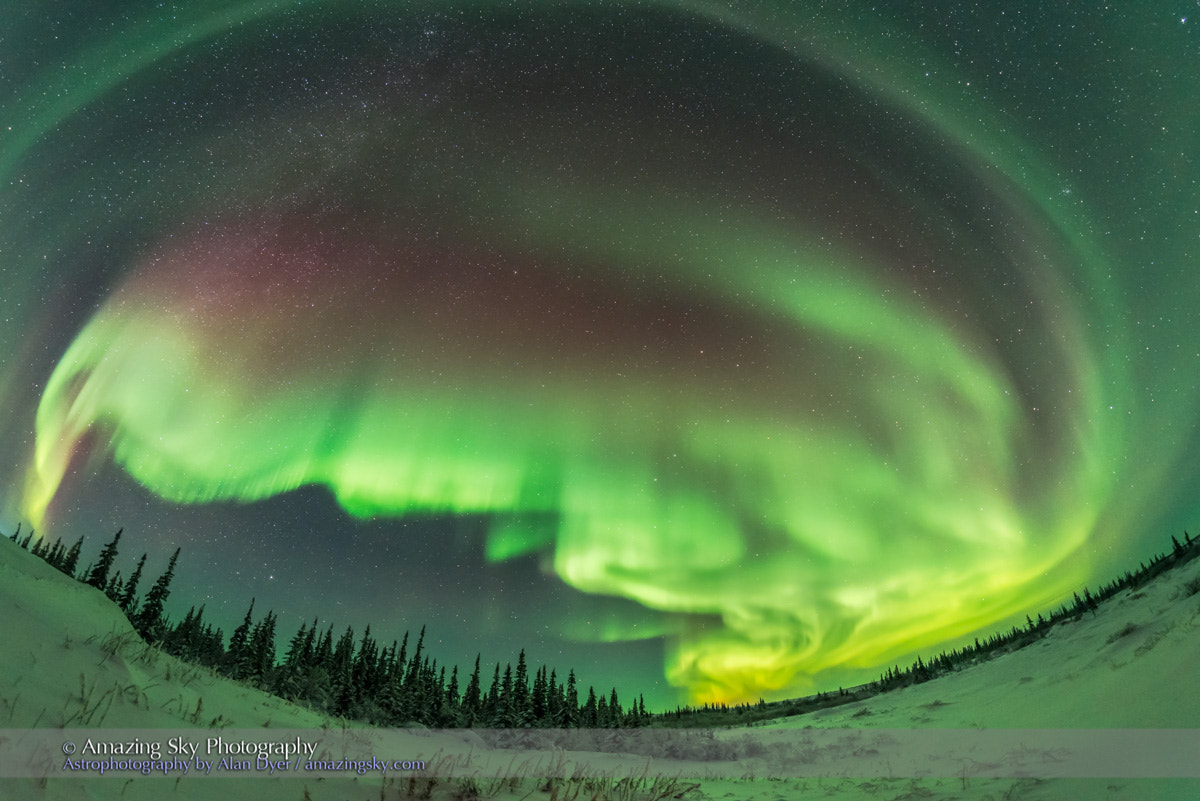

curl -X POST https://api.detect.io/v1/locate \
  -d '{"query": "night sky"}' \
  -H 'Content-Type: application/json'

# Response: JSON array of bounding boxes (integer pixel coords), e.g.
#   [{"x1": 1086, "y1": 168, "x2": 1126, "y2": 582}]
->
[{"x1": 2, "y1": 1, "x2": 1198, "y2": 708}]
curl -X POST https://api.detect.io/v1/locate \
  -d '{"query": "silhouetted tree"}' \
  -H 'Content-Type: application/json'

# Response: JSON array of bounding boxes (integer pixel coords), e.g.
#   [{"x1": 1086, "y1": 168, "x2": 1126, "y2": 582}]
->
[
  {"x1": 133, "y1": 547, "x2": 178, "y2": 641},
  {"x1": 86, "y1": 529, "x2": 122, "y2": 589},
  {"x1": 461, "y1": 655, "x2": 482, "y2": 725},
  {"x1": 119, "y1": 554, "x2": 146, "y2": 614},
  {"x1": 247, "y1": 610, "x2": 278, "y2": 688},
  {"x1": 224, "y1": 598, "x2": 256, "y2": 679},
  {"x1": 582, "y1": 686, "x2": 598, "y2": 726},
  {"x1": 560, "y1": 669, "x2": 579, "y2": 726},
  {"x1": 60, "y1": 536, "x2": 84, "y2": 577}
]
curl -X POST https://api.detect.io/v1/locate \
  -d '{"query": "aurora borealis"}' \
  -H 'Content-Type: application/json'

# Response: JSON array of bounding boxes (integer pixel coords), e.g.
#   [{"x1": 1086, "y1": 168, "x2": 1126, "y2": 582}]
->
[{"x1": 2, "y1": 1, "x2": 1198, "y2": 706}]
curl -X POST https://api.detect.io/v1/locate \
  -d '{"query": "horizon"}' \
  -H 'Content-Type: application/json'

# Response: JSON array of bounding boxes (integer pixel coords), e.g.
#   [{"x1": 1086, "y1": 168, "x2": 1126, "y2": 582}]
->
[{"x1": 9, "y1": 517, "x2": 1195, "y2": 718}]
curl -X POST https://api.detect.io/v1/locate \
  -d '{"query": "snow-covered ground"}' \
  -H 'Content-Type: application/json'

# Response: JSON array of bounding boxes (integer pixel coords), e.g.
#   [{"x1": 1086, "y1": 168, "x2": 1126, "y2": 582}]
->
[{"x1": 3, "y1": 533, "x2": 1198, "y2": 800}]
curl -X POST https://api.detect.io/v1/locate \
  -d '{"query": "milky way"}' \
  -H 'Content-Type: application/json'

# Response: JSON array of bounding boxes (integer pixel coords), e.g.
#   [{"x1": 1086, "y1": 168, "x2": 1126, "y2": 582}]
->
[{"x1": 3, "y1": 1, "x2": 1198, "y2": 703}]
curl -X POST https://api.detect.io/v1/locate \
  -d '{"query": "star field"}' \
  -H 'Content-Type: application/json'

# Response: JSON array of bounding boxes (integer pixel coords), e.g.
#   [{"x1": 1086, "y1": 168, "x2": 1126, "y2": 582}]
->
[{"x1": 2, "y1": 1, "x2": 1198, "y2": 705}]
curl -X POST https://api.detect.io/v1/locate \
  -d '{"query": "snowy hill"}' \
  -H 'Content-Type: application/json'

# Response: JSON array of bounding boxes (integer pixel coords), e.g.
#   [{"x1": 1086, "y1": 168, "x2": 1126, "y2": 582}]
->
[{"x1": 2, "y1": 532, "x2": 1199, "y2": 800}]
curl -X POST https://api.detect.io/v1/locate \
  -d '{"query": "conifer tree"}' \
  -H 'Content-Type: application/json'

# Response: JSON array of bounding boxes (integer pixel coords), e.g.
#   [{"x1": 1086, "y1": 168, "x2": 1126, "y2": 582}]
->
[
  {"x1": 331, "y1": 626, "x2": 356, "y2": 715},
  {"x1": 133, "y1": 547, "x2": 179, "y2": 641},
  {"x1": 422, "y1": 662, "x2": 443, "y2": 724},
  {"x1": 86, "y1": 529, "x2": 122, "y2": 589},
  {"x1": 431, "y1": 665, "x2": 447, "y2": 724},
  {"x1": 349, "y1": 625, "x2": 381, "y2": 716},
  {"x1": 531, "y1": 665, "x2": 548, "y2": 724},
  {"x1": 283, "y1": 620, "x2": 311, "y2": 668},
  {"x1": 296, "y1": 623, "x2": 334, "y2": 710},
  {"x1": 61, "y1": 536, "x2": 84, "y2": 578},
  {"x1": 50, "y1": 538, "x2": 68, "y2": 567},
  {"x1": 200, "y1": 622, "x2": 225, "y2": 667},
  {"x1": 404, "y1": 626, "x2": 426, "y2": 688},
  {"x1": 166, "y1": 604, "x2": 211, "y2": 662},
  {"x1": 313, "y1": 625, "x2": 333, "y2": 666},
  {"x1": 583, "y1": 686, "x2": 598, "y2": 726},
  {"x1": 495, "y1": 663, "x2": 514, "y2": 726},
  {"x1": 394, "y1": 631, "x2": 409, "y2": 681},
  {"x1": 461, "y1": 655, "x2": 482, "y2": 725},
  {"x1": 118, "y1": 554, "x2": 146, "y2": 614},
  {"x1": 47, "y1": 538, "x2": 65, "y2": 567},
  {"x1": 546, "y1": 669, "x2": 561, "y2": 725},
  {"x1": 445, "y1": 664, "x2": 460, "y2": 718},
  {"x1": 483, "y1": 663, "x2": 501, "y2": 722},
  {"x1": 224, "y1": 598, "x2": 256, "y2": 679},
  {"x1": 167, "y1": 606, "x2": 198, "y2": 658},
  {"x1": 560, "y1": 669, "x2": 579, "y2": 726},
  {"x1": 300, "y1": 618, "x2": 317, "y2": 664},
  {"x1": 104, "y1": 571, "x2": 123, "y2": 603},
  {"x1": 512, "y1": 650, "x2": 532, "y2": 726},
  {"x1": 247, "y1": 610, "x2": 277, "y2": 688}
]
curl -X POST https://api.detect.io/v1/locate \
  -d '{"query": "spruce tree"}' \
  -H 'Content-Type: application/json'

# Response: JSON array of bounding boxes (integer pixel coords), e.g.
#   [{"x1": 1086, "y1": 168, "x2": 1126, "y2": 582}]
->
[
  {"x1": 495, "y1": 663, "x2": 514, "y2": 726},
  {"x1": 104, "y1": 571, "x2": 123, "y2": 603},
  {"x1": 395, "y1": 631, "x2": 410, "y2": 680},
  {"x1": 445, "y1": 665, "x2": 460, "y2": 719},
  {"x1": 404, "y1": 626, "x2": 426, "y2": 688},
  {"x1": 86, "y1": 529, "x2": 122, "y2": 589},
  {"x1": 204, "y1": 625, "x2": 226, "y2": 667},
  {"x1": 133, "y1": 547, "x2": 179, "y2": 641},
  {"x1": 431, "y1": 665, "x2": 447, "y2": 724},
  {"x1": 167, "y1": 605, "x2": 207, "y2": 661},
  {"x1": 312, "y1": 625, "x2": 332, "y2": 666},
  {"x1": 583, "y1": 686, "x2": 598, "y2": 726},
  {"x1": 461, "y1": 655, "x2": 482, "y2": 725},
  {"x1": 608, "y1": 688, "x2": 621, "y2": 727},
  {"x1": 547, "y1": 668, "x2": 562, "y2": 725},
  {"x1": 300, "y1": 619, "x2": 317, "y2": 664},
  {"x1": 224, "y1": 598, "x2": 256, "y2": 679},
  {"x1": 283, "y1": 620, "x2": 311, "y2": 668},
  {"x1": 247, "y1": 611, "x2": 278, "y2": 688},
  {"x1": 301, "y1": 625, "x2": 335, "y2": 710},
  {"x1": 47, "y1": 538, "x2": 65, "y2": 568},
  {"x1": 118, "y1": 554, "x2": 146, "y2": 614},
  {"x1": 483, "y1": 663, "x2": 501, "y2": 722},
  {"x1": 512, "y1": 650, "x2": 532, "y2": 727},
  {"x1": 331, "y1": 626, "x2": 356, "y2": 716},
  {"x1": 561, "y1": 670, "x2": 579, "y2": 727},
  {"x1": 61, "y1": 536, "x2": 84, "y2": 578},
  {"x1": 349, "y1": 626, "x2": 379, "y2": 716},
  {"x1": 531, "y1": 666, "x2": 548, "y2": 724}
]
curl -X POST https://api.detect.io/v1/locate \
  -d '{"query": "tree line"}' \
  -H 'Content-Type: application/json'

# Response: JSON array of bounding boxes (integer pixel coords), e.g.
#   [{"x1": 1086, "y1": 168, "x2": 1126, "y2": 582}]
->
[
  {"x1": 656, "y1": 530, "x2": 1200, "y2": 727},
  {"x1": 12, "y1": 521, "x2": 1197, "y2": 730},
  {"x1": 868, "y1": 530, "x2": 1200, "y2": 695},
  {"x1": 6, "y1": 524, "x2": 650, "y2": 729}
]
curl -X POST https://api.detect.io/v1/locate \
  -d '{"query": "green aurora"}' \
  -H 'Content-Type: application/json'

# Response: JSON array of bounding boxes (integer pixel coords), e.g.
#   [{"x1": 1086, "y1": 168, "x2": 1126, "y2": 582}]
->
[{"x1": 2, "y1": 1, "x2": 1198, "y2": 704}]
